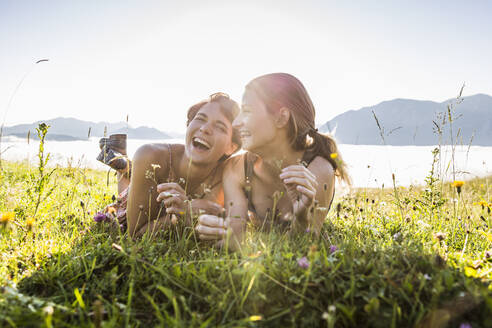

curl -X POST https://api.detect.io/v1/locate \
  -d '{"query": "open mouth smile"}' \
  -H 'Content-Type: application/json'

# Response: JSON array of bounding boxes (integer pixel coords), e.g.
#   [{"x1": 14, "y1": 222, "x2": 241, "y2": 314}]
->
[{"x1": 192, "y1": 137, "x2": 211, "y2": 151}]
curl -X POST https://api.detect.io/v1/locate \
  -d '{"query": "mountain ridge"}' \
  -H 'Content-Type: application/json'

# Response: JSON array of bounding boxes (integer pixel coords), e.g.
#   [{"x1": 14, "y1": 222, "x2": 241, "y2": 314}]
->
[
  {"x1": 2, "y1": 117, "x2": 173, "y2": 141},
  {"x1": 320, "y1": 93, "x2": 492, "y2": 146}
]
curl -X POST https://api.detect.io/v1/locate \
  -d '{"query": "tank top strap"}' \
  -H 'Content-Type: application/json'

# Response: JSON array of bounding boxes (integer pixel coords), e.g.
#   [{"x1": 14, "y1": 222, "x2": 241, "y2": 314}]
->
[
  {"x1": 167, "y1": 144, "x2": 175, "y2": 182},
  {"x1": 300, "y1": 150, "x2": 317, "y2": 168},
  {"x1": 243, "y1": 152, "x2": 257, "y2": 213}
]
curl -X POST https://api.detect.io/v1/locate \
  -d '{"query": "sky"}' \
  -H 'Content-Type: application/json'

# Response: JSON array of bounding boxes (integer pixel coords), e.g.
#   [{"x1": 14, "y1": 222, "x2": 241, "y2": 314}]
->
[{"x1": 1, "y1": 0, "x2": 491, "y2": 134}]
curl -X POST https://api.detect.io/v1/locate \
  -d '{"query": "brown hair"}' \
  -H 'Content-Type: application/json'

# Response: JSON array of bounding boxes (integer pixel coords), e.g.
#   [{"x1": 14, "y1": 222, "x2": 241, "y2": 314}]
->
[
  {"x1": 187, "y1": 92, "x2": 242, "y2": 153},
  {"x1": 245, "y1": 73, "x2": 350, "y2": 184}
]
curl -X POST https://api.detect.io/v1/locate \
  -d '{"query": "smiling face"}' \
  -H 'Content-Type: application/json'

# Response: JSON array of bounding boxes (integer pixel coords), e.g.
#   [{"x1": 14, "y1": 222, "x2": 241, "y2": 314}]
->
[
  {"x1": 233, "y1": 89, "x2": 278, "y2": 152},
  {"x1": 185, "y1": 102, "x2": 236, "y2": 165}
]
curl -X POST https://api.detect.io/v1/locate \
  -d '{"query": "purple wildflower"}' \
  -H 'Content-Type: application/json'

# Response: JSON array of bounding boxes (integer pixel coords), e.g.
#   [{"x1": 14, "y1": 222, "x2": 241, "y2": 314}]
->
[
  {"x1": 459, "y1": 323, "x2": 472, "y2": 328},
  {"x1": 305, "y1": 228, "x2": 311, "y2": 233},
  {"x1": 329, "y1": 245, "x2": 338, "y2": 254},
  {"x1": 297, "y1": 256, "x2": 310, "y2": 269},
  {"x1": 93, "y1": 212, "x2": 106, "y2": 223}
]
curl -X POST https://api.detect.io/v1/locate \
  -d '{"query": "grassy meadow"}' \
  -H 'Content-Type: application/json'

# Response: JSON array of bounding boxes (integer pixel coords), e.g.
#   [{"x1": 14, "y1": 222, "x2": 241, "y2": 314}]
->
[{"x1": 1, "y1": 130, "x2": 492, "y2": 327}]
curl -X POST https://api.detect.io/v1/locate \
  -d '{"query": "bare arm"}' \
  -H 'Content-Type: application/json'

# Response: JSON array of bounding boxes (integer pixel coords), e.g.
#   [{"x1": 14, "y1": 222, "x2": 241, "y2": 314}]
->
[
  {"x1": 288, "y1": 156, "x2": 335, "y2": 233},
  {"x1": 126, "y1": 144, "x2": 168, "y2": 237},
  {"x1": 195, "y1": 155, "x2": 248, "y2": 250}
]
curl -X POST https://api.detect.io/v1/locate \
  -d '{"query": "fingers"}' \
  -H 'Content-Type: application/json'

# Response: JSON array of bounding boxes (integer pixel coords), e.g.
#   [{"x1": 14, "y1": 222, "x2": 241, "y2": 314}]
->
[
  {"x1": 195, "y1": 224, "x2": 226, "y2": 236},
  {"x1": 282, "y1": 176, "x2": 317, "y2": 190},
  {"x1": 280, "y1": 166, "x2": 318, "y2": 195},
  {"x1": 157, "y1": 182, "x2": 185, "y2": 194},
  {"x1": 280, "y1": 165, "x2": 316, "y2": 180},
  {"x1": 162, "y1": 195, "x2": 185, "y2": 208},
  {"x1": 191, "y1": 199, "x2": 224, "y2": 216},
  {"x1": 198, "y1": 234, "x2": 222, "y2": 241},
  {"x1": 198, "y1": 214, "x2": 227, "y2": 228},
  {"x1": 156, "y1": 188, "x2": 186, "y2": 203},
  {"x1": 196, "y1": 214, "x2": 227, "y2": 240},
  {"x1": 280, "y1": 166, "x2": 317, "y2": 183},
  {"x1": 296, "y1": 185, "x2": 316, "y2": 200}
]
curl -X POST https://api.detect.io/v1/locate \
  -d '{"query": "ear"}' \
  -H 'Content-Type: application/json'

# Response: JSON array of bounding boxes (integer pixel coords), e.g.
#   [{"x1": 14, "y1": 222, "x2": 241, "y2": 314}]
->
[{"x1": 275, "y1": 107, "x2": 291, "y2": 128}]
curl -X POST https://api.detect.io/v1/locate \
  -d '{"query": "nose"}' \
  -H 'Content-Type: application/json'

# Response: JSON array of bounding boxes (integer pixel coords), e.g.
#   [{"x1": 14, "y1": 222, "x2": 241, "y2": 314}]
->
[
  {"x1": 199, "y1": 122, "x2": 213, "y2": 135},
  {"x1": 232, "y1": 115, "x2": 243, "y2": 129}
]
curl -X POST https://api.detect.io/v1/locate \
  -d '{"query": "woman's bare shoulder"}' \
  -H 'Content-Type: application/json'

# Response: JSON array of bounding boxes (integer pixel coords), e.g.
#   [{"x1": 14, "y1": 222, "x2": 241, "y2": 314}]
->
[
  {"x1": 223, "y1": 152, "x2": 247, "y2": 181},
  {"x1": 132, "y1": 143, "x2": 184, "y2": 178},
  {"x1": 133, "y1": 143, "x2": 183, "y2": 162},
  {"x1": 308, "y1": 156, "x2": 335, "y2": 180}
]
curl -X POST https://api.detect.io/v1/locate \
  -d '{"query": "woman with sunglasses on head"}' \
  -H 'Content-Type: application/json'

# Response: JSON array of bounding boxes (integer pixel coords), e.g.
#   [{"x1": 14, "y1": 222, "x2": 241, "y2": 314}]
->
[
  {"x1": 97, "y1": 93, "x2": 241, "y2": 237},
  {"x1": 195, "y1": 73, "x2": 350, "y2": 249}
]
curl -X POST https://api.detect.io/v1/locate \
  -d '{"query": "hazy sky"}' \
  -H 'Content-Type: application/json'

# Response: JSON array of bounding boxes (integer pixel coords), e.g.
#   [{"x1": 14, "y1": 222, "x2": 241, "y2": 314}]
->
[{"x1": 1, "y1": 0, "x2": 491, "y2": 134}]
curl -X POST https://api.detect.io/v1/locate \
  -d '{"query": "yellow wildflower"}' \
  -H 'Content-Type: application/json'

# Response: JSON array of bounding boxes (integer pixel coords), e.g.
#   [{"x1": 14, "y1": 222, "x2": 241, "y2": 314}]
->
[
  {"x1": 249, "y1": 315, "x2": 262, "y2": 321},
  {"x1": 451, "y1": 180, "x2": 464, "y2": 188},
  {"x1": 107, "y1": 206, "x2": 116, "y2": 215},
  {"x1": 0, "y1": 212, "x2": 14, "y2": 224},
  {"x1": 26, "y1": 217, "x2": 35, "y2": 230},
  {"x1": 473, "y1": 201, "x2": 488, "y2": 208},
  {"x1": 330, "y1": 153, "x2": 338, "y2": 159},
  {"x1": 452, "y1": 180, "x2": 464, "y2": 194}
]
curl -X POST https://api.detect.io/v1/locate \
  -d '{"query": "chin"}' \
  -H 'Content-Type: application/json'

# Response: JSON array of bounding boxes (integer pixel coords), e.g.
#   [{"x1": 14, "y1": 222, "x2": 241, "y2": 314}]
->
[{"x1": 189, "y1": 148, "x2": 219, "y2": 165}]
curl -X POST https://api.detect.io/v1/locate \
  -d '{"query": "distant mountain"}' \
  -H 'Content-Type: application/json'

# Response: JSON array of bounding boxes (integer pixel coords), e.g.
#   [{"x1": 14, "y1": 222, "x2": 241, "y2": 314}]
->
[
  {"x1": 2, "y1": 117, "x2": 171, "y2": 141},
  {"x1": 320, "y1": 94, "x2": 492, "y2": 146}
]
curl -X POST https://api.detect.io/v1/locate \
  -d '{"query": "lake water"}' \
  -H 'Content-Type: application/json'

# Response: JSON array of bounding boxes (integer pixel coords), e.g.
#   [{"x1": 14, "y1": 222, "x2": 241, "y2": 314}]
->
[{"x1": 2, "y1": 136, "x2": 491, "y2": 188}]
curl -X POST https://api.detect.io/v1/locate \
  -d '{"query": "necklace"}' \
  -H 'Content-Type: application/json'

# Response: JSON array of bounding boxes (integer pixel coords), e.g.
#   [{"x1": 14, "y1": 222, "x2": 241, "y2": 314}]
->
[{"x1": 176, "y1": 162, "x2": 221, "y2": 200}]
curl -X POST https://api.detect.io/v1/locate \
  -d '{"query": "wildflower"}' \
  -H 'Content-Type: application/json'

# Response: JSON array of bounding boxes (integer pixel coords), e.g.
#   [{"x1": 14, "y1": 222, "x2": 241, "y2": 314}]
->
[
  {"x1": 452, "y1": 180, "x2": 464, "y2": 194},
  {"x1": 329, "y1": 245, "x2": 338, "y2": 254},
  {"x1": 423, "y1": 273, "x2": 431, "y2": 280},
  {"x1": 26, "y1": 217, "x2": 35, "y2": 230},
  {"x1": 0, "y1": 212, "x2": 14, "y2": 224},
  {"x1": 309, "y1": 244, "x2": 318, "y2": 254},
  {"x1": 93, "y1": 212, "x2": 106, "y2": 223},
  {"x1": 297, "y1": 256, "x2": 310, "y2": 269},
  {"x1": 433, "y1": 231, "x2": 446, "y2": 242},
  {"x1": 249, "y1": 315, "x2": 262, "y2": 321},
  {"x1": 248, "y1": 251, "x2": 262, "y2": 259},
  {"x1": 473, "y1": 201, "x2": 488, "y2": 209},
  {"x1": 459, "y1": 323, "x2": 472, "y2": 328},
  {"x1": 43, "y1": 305, "x2": 54, "y2": 316},
  {"x1": 330, "y1": 153, "x2": 338, "y2": 159}
]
